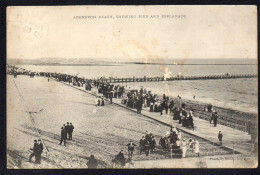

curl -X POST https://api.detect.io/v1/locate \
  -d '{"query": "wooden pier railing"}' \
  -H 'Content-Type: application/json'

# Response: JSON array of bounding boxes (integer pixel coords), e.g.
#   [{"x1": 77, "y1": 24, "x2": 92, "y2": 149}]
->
[{"x1": 94, "y1": 74, "x2": 257, "y2": 83}]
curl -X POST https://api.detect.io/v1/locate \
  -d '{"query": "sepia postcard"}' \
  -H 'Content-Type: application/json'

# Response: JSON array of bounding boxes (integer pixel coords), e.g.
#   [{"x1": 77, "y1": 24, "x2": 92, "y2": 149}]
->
[{"x1": 6, "y1": 5, "x2": 258, "y2": 169}]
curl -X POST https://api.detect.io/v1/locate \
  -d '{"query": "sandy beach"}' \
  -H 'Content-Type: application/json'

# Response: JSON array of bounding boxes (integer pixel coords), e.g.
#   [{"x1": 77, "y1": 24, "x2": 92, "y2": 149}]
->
[
  {"x1": 7, "y1": 75, "x2": 257, "y2": 168},
  {"x1": 5, "y1": 75, "x2": 210, "y2": 168}
]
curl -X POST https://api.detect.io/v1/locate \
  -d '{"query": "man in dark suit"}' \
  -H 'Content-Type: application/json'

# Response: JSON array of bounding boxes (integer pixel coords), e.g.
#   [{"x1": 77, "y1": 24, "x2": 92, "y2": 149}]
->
[
  {"x1": 218, "y1": 131, "x2": 223, "y2": 145},
  {"x1": 109, "y1": 91, "x2": 113, "y2": 104},
  {"x1": 159, "y1": 136, "x2": 167, "y2": 151},
  {"x1": 29, "y1": 140, "x2": 38, "y2": 163},
  {"x1": 210, "y1": 111, "x2": 216, "y2": 124},
  {"x1": 126, "y1": 141, "x2": 136, "y2": 160},
  {"x1": 59, "y1": 127, "x2": 67, "y2": 146},
  {"x1": 139, "y1": 136, "x2": 144, "y2": 153},
  {"x1": 68, "y1": 123, "x2": 74, "y2": 140},
  {"x1": 35, "y1": 139, "x2": 43, "y2": 164},
  {"x1": 165, "y1": 101, "x2": 169, "y2": 114},
  {"x1": 213, "y1": 112, "x2": 218, "y2": 127}
]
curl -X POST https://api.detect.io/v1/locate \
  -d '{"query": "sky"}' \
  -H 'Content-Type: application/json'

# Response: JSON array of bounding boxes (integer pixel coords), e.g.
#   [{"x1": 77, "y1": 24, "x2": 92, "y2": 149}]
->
[{"x1": 7, "y1": 5, "x2": 257, "y2": 62}]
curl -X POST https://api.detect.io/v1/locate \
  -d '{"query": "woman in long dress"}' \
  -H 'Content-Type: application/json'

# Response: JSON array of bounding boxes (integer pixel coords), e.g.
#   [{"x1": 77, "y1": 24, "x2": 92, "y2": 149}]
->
[
  {"x1": 182, "y1": 139, "x2": 187, "y2": 158},
  {"x1": 194, "y1": 140, "x2": 200, "y2": 157},
  {"x1": 95, "y1": 97, "x2": 99, "y2": 106},
  {"x1": 150, "y1": 102, "x2": 154, "y2": 112}
]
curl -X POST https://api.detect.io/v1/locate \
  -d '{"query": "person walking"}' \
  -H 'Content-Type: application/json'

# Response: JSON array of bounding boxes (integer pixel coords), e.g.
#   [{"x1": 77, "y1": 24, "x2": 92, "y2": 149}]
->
[
  {"x1": 159, "y1": 103, "x2": 163, "y2": 115},
  {"x1": 165, "y1": 102, "x2": 169, "y2": 115},
  {"x1": 35, "y1": 139, "x2": 43, "y2": 164},
  {"x1": 213, "y1": 112, "x2": 218, "y2": 127},
  {"x1": 194, "y1": 140, "x2": 200, "y2": 157},
  {"x1": 59, "y1": 127, "x2": 67, "y2": 146},
  {"x1": 126, "y1": 141, "x2": 136, "y2": 160},
  {"x1": 182, "y1": 139, "x2": 187, "y2": 158},
  {"x1": 218, "y1": 131, "x2": 223, "y2": 146},
  {"x1": 29, "y1": 140, "x2": 38, "y2": 163},
  {"x1": 136, "y1": 100, "x2": 140, "y2": 114},
  {"x1": 87, "y1": 155, "x2": 98, "y2": 168},
  {"x1": 68, "y1": 123, "x2": 74, "y2": 140},
  {"x1": 109, "y1": 91, "x2": 113, "y2": 104},
  {"x1": 65, "y1": 122, "x2": 70, "y2": 138},
  {"x1": 210, "y1": 112, "x2": 214, "y2": 124}
]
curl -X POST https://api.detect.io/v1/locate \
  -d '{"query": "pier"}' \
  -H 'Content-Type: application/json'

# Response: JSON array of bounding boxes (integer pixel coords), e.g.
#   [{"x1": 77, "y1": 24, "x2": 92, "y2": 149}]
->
[{"x1": 93, "y1": 74, "x2": 257, "y2": 83}]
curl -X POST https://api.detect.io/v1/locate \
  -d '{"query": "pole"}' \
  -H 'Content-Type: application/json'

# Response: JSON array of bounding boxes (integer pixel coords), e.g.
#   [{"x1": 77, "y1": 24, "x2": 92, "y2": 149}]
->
[{"x1": 13, "y1": 79, "x2": 49, "y2": 154}]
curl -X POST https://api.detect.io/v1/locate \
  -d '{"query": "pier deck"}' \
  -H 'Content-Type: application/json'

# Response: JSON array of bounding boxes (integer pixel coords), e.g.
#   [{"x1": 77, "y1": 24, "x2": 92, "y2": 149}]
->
[{"x1": 93, "y1": 74, "x2": 257, "y2": 83}]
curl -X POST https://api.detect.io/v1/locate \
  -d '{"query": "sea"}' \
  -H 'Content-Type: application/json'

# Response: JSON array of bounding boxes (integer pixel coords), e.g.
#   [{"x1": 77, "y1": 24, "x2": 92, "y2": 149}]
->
[{"x1": 16, "y1": 63, "x2": 258, "y2": 114}]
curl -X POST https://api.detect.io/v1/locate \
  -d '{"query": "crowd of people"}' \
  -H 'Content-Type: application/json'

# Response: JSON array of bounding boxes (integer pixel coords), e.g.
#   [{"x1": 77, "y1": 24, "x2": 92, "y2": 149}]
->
[
  {"x1": 139, "y1": 131, "x2": 157, "y2": 156},
  {"x1": 119, "y1": 87, "x2": 196, "y2": 131},
  {"x1": 8, "y1": 65, "x2": 257, "y2": 167},
  {"x1": 112, "y1": 125, "x2": 202, "y2": 167},
  {"x1": 160, "y1": 125, "x2": 200, "y2": 158}
]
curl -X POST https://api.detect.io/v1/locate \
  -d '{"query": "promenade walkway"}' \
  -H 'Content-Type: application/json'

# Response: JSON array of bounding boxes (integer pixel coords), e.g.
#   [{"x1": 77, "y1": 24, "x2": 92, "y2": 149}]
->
[
  {"x1": 59, "y1": 81, "x2": 254, "y2": 156},
  {"x1": 127, "y1": 154, "x2": 257, "y2": 168}
]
